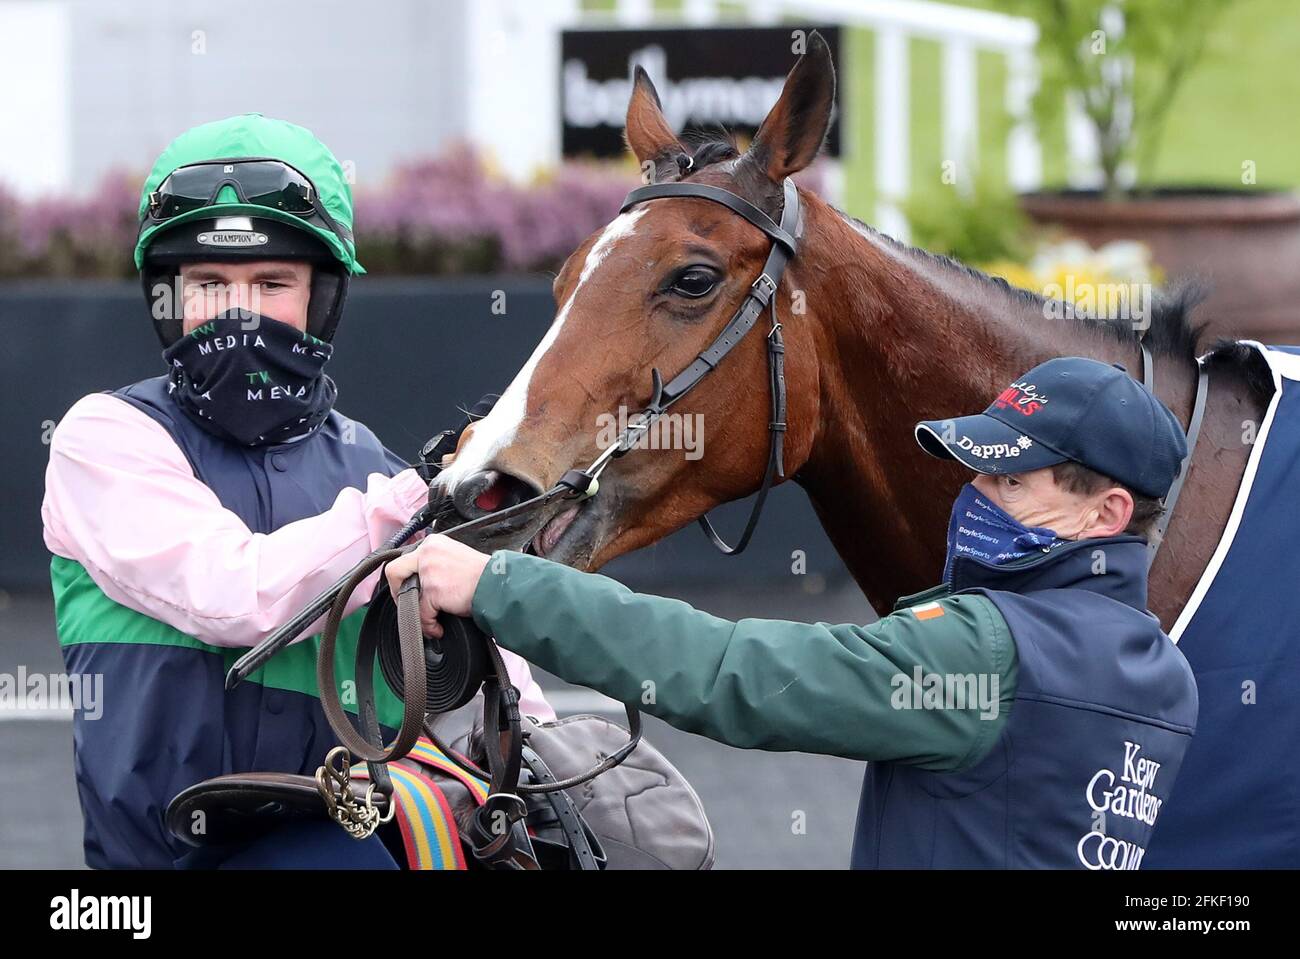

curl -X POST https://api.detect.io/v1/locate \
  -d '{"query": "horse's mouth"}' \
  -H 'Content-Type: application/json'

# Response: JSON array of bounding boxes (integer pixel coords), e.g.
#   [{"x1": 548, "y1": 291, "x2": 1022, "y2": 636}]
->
[
  {"x1": 434, "y1": 467, "x2": 608, "y2": 568},
  {"x1": 528, "y1": 493, "x2": 609, "y2": 568},
  {"x1": 531, "y1": 504, "x2": 581, "y2": 557}
]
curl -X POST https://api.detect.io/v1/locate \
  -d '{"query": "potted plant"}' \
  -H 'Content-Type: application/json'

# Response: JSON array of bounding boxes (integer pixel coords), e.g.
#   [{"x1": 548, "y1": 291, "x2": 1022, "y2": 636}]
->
[{"x1": 1008, "y1": 0, "x2": 1300, "y2": 342}]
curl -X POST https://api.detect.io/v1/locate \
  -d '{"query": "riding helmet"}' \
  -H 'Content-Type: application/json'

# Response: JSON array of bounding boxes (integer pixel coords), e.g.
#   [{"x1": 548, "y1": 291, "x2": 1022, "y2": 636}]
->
[{"x1": 134, "y1": 113, "x2": 364, "y2": 348}]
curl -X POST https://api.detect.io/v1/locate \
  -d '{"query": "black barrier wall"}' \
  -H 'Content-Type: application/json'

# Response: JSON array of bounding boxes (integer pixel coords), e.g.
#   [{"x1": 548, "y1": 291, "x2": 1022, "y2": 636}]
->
[{"x1": 0, "y1": 277, "x2": 852, "y2": 593}]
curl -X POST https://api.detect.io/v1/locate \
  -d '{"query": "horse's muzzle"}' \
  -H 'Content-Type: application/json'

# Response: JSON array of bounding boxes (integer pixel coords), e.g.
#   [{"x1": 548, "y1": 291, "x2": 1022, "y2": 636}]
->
[{"x1": 450, "y1": 468, "x2": 544, "y2": 522}]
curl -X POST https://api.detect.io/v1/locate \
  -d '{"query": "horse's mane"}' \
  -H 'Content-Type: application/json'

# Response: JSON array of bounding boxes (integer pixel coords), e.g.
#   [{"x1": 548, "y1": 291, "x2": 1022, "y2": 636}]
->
[
  {"x1": 845, "y1": 211, "x2": 1207, "y2": 361},
  {"x1": 679, "y1": 128, "x2": 744, "y2": 169},
  {"x1": 680, "y1": 134, "x2": 1201, "y2": 359},
  {"x1": 679, "y1": 132, "x2": 1272, "y2": 395}
]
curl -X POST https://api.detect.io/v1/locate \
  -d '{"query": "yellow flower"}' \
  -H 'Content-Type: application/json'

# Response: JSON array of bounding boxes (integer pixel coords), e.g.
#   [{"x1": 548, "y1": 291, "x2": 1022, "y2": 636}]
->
[
  {"x1": 983, "y1": 260, "x2": 1039, "y2": 292},
  {"x1": 983, "y1": 238, "x2": 1161, "y2": 315}
]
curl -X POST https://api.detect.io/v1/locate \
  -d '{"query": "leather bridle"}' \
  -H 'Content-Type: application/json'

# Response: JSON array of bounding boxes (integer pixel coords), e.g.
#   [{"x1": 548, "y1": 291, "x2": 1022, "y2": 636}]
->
[
  {"x1": 617, "y1": 176, "x2": 801, "y2": 553},
  {"x1": 226, "y1": 175, "x2": 803, "y2": 863}
]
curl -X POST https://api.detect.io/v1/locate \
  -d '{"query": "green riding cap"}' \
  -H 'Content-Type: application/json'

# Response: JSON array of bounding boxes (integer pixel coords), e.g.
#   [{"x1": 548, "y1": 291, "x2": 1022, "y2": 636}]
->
[{"x1": 134, "y1": 113, "x2": 364, "y2": 274}]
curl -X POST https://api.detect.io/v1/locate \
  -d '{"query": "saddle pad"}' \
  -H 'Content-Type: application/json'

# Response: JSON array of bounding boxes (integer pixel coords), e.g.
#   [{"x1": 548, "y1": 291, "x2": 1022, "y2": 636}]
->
[
  {"x1": 527, "y1": 714, "x2": 715, "y2": 870},
  {"x1": 1146, "y1": 341, "x2": 1300, "y2": 867}
]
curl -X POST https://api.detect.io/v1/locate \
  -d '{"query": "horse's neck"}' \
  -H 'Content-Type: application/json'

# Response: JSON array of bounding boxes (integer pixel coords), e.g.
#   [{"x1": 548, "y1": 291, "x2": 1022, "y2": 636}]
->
[{"x1": 789, "y1": 197, "x2": 1200, "y2": 611}]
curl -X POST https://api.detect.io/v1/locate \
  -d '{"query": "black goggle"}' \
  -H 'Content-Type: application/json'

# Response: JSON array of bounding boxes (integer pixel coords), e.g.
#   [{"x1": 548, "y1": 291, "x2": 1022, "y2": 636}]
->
[{"x1": 147, "y1": 159, "x2": 317, "y2": 221}]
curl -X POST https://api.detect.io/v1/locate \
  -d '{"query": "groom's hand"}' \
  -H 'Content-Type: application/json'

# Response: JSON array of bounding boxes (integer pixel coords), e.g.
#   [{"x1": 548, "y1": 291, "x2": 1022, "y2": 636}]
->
[{"x1": 384, "y1": 534, "x2": 492, "y2": 638}]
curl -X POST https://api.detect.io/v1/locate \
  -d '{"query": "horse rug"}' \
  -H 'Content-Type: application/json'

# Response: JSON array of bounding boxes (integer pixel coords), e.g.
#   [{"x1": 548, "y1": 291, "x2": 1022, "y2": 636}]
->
[{"x1": 1146, "y1": 341, "x2": 1300, "y2": 868}]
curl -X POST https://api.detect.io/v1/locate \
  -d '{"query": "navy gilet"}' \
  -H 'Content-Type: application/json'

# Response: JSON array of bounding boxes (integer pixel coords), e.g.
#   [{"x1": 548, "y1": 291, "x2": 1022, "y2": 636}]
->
[{"x1": 851, "y1": 538, "x2": 1198, "y2": 869}]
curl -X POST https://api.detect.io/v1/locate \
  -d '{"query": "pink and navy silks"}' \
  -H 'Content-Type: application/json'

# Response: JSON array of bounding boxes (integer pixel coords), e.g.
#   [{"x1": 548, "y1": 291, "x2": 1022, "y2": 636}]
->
[
  {"x1": 43, "y1": 379, "x2": 553, "y2": 868},
  {"x1": 42, "y1": 392, "x2": 554, "y2": 709}
]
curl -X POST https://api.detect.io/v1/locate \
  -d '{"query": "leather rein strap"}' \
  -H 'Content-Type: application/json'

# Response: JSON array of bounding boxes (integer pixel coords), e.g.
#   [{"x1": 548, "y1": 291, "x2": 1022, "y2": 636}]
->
[
  {"x1": 315, "y1": 534, "x2": 639, "y2": 866},
  {"x1": 619, "y1": 176, "x2": 801, "y2": 553},
  {"x1": 1138, "y1": 340, "x2": 1210, "y2": 564}
]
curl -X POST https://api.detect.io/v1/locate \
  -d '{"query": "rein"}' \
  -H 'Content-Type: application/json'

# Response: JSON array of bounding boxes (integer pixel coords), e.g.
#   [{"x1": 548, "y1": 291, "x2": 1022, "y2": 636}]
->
[{"x1": 1137, "y1": 340, "x2": 1210, "y2": 563}]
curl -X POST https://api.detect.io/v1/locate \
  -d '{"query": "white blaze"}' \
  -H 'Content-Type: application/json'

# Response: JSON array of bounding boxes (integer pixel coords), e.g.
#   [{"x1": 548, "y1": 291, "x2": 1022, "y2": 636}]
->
[{"x1": 438, "y1": 207, "x2": 647, "y2": 491}]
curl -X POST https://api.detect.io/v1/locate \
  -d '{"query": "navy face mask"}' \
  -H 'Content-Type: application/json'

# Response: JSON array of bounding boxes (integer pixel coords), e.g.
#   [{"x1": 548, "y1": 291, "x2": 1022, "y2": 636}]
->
[
  {"x1": 943, "y1": 482, "x2": 1062, "y2": 583},
  {"x1": 163, "y1": 311, "x2": 337, "y2": 447}
]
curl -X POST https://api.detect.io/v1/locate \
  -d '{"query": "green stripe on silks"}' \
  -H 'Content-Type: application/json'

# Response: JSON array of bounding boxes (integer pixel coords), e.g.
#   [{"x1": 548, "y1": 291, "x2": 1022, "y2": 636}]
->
[{"x1": 50, "y1": 555, "x2": 406, "y2": 730}]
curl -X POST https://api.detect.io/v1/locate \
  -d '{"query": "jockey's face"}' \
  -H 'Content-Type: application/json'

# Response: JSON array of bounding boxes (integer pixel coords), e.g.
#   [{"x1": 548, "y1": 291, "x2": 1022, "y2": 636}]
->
[
  {"x1": 972, "y1": 468, "x2": 1135, "y2": 540},
  {"x1": 179, "y1": 260, "x2": 312, "y2": 334}
]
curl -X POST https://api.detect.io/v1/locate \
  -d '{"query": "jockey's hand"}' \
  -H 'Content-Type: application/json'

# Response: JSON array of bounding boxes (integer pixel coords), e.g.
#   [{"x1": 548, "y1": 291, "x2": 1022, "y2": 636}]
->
[
  {"x1": 384, "y1": 534, "x2": 491, "y2": 638},
  {"x1": 415, "y1": 393, "x2": 500, "y2": 483}
]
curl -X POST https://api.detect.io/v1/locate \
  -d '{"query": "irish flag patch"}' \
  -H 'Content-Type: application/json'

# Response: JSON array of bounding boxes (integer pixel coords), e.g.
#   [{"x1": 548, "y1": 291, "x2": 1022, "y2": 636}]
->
[{"x1": 909, "y1": 602, "x2": 945, "y2": 621}]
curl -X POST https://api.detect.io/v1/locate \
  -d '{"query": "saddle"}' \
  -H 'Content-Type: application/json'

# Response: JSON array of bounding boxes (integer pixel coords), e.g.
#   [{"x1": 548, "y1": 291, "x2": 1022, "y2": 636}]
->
[
  {"x1": 167, "y1": 581, "x2": 713, "y2": 870},
  {"x1": 167, "y1": 705, "x2": 713, "y2": 870}
]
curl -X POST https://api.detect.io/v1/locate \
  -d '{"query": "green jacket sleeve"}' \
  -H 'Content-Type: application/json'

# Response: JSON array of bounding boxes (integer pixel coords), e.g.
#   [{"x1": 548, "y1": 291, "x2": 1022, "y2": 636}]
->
[{"x1": 472, "y1": 552, "x2": 1018, "y2": 773}]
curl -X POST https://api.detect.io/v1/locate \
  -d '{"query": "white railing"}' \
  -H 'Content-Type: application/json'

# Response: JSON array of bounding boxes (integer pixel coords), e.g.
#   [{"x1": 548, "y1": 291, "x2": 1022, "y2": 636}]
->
[{"x1": 465, "y1": 0, "x2": 1046, "y2": 241}]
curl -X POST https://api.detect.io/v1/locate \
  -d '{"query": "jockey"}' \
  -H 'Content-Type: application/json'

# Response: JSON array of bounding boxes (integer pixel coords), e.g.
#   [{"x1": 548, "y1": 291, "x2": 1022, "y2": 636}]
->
[
  {"x1": 388, "y1": 356, "x2": 1199, "y2": 869},
  {"x1": 41, "y1": 114, "x2": 554, "y2": 869}
]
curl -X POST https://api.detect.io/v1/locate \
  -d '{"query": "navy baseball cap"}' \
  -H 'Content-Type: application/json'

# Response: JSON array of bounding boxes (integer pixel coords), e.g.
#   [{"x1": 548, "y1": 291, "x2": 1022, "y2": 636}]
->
[{"x1": 915, "y1": 357, "x2": 1188, "y2": 499}]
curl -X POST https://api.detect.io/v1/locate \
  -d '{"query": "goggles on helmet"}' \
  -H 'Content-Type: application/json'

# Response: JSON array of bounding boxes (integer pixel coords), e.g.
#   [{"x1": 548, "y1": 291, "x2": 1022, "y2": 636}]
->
[{"x1": 147, "y1": 158, "x2": 317, "y2": 221}]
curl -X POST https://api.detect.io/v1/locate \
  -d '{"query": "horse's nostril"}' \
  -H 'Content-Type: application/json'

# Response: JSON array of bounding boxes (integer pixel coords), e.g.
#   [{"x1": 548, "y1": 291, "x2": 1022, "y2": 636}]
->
[{"x1": 453, "y1": 469, "x2": 542, "y2": 518}]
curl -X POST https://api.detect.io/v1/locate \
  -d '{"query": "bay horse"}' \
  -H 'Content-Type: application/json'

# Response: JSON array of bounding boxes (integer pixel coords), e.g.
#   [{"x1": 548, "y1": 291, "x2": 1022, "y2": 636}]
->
[{"x1": 432, "y1": 32, "x2": 1269, "y2": 633}]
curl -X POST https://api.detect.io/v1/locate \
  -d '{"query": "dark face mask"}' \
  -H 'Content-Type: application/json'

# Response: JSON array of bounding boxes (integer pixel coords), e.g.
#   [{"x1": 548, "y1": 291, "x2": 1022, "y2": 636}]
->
[
  {"x1": 942, "y1": 482, "x2": 1062, "y2": 584},
  {"x1": 163, "y1": 311, "x2": 337, "y2": 446}
]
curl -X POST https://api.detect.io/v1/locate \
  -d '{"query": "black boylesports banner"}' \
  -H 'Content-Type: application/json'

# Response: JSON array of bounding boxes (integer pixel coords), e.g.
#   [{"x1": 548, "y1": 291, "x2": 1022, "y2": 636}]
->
[{"x1": 560, "y1": 26, "x2": 842, "y2": 160}]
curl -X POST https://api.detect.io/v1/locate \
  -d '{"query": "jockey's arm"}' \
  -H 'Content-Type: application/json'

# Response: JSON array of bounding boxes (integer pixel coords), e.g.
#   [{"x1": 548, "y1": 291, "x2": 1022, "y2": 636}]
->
[
  {"x1": 472, "y1": 551, "x2": 1018, "y2": 772},
  {"x1": 42, "y1": 392, "x2": 552, "y2": 717}
]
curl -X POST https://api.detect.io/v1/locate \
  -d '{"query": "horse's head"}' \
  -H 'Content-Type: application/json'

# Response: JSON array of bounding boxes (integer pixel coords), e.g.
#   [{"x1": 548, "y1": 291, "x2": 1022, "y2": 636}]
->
[{"x1": 435, "y1": 33, "x2": 836, "y2": 569}]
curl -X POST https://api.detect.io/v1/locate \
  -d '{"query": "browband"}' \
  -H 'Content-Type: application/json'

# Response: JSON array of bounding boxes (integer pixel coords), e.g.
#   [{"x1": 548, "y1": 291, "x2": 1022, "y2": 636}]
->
[
  {"x1": 623, "y1": 179, "x2": 799, "y2": 412},
  {"x1": 621, "y1": 180, "x2": 799, "y2": 254}
]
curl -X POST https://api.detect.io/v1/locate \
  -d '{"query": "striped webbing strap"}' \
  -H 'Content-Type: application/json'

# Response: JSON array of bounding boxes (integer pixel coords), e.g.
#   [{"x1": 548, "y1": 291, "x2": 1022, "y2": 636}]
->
[
  {"x1": 350, "y1": 736, "x2": 489, "y2": 870},
  {"x1": 407, "y1": 737, "x2": 491, "y2": 804}
]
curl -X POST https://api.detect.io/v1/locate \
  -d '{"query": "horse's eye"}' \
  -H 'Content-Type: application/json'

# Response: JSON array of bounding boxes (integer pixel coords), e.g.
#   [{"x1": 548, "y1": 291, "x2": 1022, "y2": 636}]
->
[{"x1": 670, "y1": 269, "x2": 718, "y2": 299}]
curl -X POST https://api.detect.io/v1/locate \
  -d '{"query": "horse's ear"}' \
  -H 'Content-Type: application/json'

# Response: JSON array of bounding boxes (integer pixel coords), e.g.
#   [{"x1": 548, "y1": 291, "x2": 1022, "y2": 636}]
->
[
  {"x1": 624, "y1": 66, "x2": 684, "y2": 167},
  {"x1": 744, "y1": 31, "x2": 836, "y2": 181}
]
